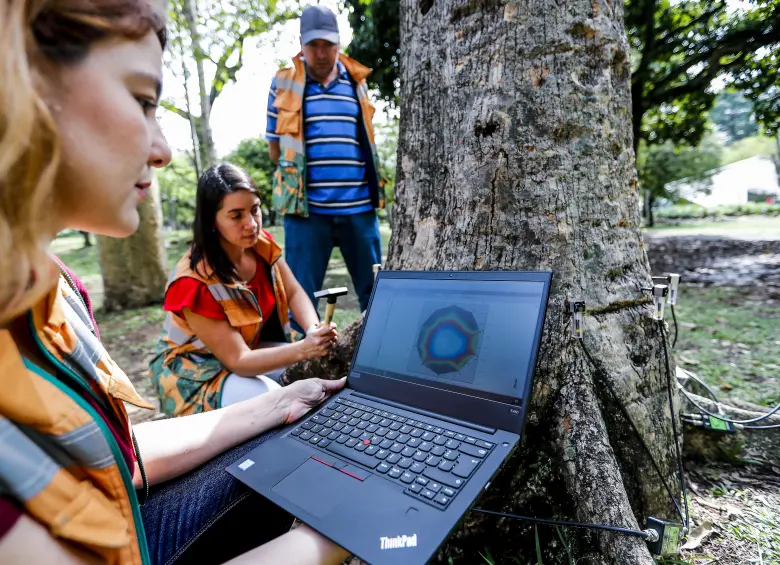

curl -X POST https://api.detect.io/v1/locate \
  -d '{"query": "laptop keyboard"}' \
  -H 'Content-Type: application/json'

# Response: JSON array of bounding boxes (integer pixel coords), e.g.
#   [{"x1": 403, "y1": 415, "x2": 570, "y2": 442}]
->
[{"x1": 288, "y1": 397, "x2": 494, "y2": 510}]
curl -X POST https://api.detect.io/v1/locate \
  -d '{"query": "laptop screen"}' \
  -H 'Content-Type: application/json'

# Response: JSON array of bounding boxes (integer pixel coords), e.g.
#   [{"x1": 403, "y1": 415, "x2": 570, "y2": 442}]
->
[{"x1": 352, "y1": 276, "x2": 546, "y2": 405}]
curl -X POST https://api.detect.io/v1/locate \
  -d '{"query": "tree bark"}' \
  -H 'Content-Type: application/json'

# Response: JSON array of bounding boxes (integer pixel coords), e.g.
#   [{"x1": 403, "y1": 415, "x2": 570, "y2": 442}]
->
[
  {"x1": 96, "y1": 177, "x2": 168, "y2": 311},
  {"x1": 181, "y1": 0, "x2": 216, "y2": 168},
  {"x1": 288, "y1": 0, "x2": 685, "y2": 562},
  {"x1": 393, "y1": 0, "x2": 680, "y2": 561}
]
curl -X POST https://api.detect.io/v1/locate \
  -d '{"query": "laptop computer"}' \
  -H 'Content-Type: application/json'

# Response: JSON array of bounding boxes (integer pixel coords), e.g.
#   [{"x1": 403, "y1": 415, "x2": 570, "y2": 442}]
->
[{"x1": 227, "y1": 270, "x2": 552, "y2": 564}]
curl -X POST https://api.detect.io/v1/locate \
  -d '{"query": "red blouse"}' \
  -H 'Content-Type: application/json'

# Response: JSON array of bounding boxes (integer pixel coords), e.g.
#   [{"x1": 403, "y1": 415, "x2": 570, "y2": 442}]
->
[{"x1": 164, "y1": 252, "x2": 276, "y2": 323}]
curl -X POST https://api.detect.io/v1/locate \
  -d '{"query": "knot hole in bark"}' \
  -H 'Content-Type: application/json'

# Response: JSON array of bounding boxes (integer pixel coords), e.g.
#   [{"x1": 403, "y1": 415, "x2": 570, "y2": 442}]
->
[
  {"x1": 419, "y1": 0, "x2": 434, "y2": 15},
  {"x1": 474, "y1": 119, "x2": 500, "y2": 138},
  {"x1": 612, "y1": 48, "x2": 631, "y2": 82}
]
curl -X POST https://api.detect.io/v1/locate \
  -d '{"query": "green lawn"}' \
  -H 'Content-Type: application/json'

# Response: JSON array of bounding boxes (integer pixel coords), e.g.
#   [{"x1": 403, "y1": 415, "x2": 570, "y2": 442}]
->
[
  {"x1": 644, "y1": 216, "x2": 780, "y2": 239},
  {"x1": 672, "y1": 285, "x2": 780, "y2": 406}
]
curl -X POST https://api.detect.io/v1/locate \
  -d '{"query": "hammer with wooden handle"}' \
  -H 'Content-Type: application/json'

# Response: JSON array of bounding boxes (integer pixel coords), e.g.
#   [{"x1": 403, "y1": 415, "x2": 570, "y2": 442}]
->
[{"x1": 313, "y1": 287, "x2": 349, "y2": 326}]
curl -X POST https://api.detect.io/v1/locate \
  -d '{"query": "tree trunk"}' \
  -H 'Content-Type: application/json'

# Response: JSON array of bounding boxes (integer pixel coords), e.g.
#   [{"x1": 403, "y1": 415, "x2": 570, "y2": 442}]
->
[
  {"x1": 181, "y1": 0, "x2": 216, "y2": 168},
  {"x1": 643, "y1": 191, "x2": 655, "y2": 227},
  {"x1": 178, "y1": 28, "x2": 202, "y2": 178},
  {"x1": 392, "y1": 0, "x2": 677, "y2": 561},
  {"x1": 288, "y1": 0, "x2": 684, "y2": 562},
  {"x1": 96, "y1": 177, "x2": 168, "y2": 311},
  {"x1": 80, "y1": 230, "x2": 92, "y2": 248}
]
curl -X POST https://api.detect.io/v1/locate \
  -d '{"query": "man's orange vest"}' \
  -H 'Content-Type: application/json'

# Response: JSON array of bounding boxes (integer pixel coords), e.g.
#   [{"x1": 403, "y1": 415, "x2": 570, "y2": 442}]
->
[{"x1": 271, "y1": 52, "x2": 386, "y2": 217}]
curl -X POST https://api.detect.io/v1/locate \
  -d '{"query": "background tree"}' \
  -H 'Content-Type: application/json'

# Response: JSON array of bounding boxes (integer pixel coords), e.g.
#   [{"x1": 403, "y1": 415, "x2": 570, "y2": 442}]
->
[
  {"x1": 346, "y1": 0, "x2": 400, "y2": 107},
  {"x1": 78, "y1": 231, "x2": 93, "y2": 248},
  {"x1": 638, "y1": 137, "x2": 723, "y2": 225},
  {"x1": 628, "y1": 0, "x2": 779, "y2": 149},
  {"x1": 710, "y1": 91, "x2": 759, "y2": 144},
  {"x1": 163, "y1": 0, "x2": 294, "y2": 169},
  {"x1": 344, "y1": 0, "x2": 780, "y2": 149},
  {"x1": 158, "y1": 155, "x2": 198, "y2": 231},
  {"x1": 96, "y1": 178, "x2": 168, "y2": 311},
  {"x1": 292, "y1": 0, "x2": 684, "y2": 561}
]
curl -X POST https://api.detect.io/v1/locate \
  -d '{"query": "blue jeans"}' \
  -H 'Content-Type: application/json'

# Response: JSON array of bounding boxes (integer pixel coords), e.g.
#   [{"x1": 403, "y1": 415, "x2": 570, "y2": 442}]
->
[
  {"x1": 284, "y1": 211, "x2": 381, "y2": 330},
  {"x1": 141, "y1": 430, "x2": 293, "y2": 565}
]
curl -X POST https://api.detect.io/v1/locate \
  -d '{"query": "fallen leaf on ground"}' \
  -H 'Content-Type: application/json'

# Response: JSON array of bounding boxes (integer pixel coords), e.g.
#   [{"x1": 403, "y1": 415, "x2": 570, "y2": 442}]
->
[
  {"x1": 681, "y1": 521, "x2": 714, "y2": 550},
  {"x1": 697, "y1": 498, "x2": 727, "y2": 512},
  {"x1": 726, "y1": 506, "x2": 742, "y2": 519}
]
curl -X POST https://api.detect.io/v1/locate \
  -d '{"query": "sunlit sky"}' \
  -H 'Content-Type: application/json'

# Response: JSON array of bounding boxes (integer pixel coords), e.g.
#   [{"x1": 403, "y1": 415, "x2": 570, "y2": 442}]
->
[{"x1": 160, "y1": 0, "x2": 753, "y2": 158}]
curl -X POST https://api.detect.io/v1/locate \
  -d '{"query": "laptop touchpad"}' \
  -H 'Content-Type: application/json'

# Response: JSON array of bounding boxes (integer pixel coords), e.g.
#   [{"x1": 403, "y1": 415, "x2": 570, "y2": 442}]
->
[{"x1": 272, "y1": 459, "x2": 355, "y2": 519}]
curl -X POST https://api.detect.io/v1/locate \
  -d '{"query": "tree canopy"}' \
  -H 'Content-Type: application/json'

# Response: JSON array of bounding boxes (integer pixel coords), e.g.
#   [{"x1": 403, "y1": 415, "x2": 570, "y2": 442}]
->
[
  {"x1": 345, "y1": 0, "x2": 780, "y2": 149},
  {"x1": 710, "y1": 91, "x2": 760, "y2": 144},
  {"x1": 163, "y1": 0, "x2": 294, "y2": 169},
  {"x1": 346, "y1": 0, "x2": 400, "y2": 108}
]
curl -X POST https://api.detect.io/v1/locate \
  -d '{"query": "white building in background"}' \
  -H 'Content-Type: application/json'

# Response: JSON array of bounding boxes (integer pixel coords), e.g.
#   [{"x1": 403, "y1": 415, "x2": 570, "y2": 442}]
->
[{"x1": 669, "y1": 154, "x2": 780, "y2": 207}]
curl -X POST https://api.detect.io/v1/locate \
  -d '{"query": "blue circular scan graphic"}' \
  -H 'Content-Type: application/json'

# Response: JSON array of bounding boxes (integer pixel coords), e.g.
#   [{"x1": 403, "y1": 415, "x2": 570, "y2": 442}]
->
[{"x1": 416, "y1": 305, "x2": 480, "y2": 375}]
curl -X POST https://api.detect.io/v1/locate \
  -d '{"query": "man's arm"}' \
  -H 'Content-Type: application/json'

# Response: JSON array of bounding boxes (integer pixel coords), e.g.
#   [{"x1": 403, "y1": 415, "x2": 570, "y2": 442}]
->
[
  {"x1": 269, "y1": 140, "x2": 280, "y2": 164},
  {"x1": 266, "y1": 77, "x2": 280, "y2": 164}
]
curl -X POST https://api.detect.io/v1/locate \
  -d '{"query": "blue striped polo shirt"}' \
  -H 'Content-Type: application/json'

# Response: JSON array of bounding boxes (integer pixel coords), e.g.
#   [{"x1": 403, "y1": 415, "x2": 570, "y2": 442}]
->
[{"x1": 266, "y1": 61, "x2": 372, "y2": 215}]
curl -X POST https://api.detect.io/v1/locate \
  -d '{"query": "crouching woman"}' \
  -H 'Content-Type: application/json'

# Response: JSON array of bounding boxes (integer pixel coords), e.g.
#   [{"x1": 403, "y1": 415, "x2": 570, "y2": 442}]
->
[{"x1": 150, "y1": 163, "x2": 336, "y2": 416}]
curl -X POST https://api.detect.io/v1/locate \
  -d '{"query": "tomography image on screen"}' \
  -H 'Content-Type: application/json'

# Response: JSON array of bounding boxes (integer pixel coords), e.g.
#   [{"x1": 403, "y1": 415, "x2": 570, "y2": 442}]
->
[
  {"x1": 353, "y1": 277, "x2": 546, "y2": 401},
  {"x1": 408, "y1": 303, "x2": 486, "y2": 383}
]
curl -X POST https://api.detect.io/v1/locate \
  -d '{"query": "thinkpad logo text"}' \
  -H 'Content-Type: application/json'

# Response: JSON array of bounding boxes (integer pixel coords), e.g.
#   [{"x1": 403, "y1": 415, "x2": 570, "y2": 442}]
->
[{"x1": 380, "y1": 534, "x2": 418, "y2": 550}]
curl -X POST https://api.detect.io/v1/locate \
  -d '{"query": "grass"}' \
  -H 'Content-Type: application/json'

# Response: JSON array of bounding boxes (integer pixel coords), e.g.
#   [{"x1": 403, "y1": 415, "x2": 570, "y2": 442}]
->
[
  {"x1": 672, "y1": 285, "x2": 780, "y2": 407},
  {"x1": 644, "y1": 216, "x2": 780, "y2": 239},
  {"x1": 689, "y1": 466, "x2": 780, "y2": 565}
]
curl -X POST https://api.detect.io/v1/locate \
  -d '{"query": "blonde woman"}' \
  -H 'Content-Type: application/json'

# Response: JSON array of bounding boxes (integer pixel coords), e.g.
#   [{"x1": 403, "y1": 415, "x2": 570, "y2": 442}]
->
[{"x1": 0, "y1": 0, "x2": 349, "y2": 564}]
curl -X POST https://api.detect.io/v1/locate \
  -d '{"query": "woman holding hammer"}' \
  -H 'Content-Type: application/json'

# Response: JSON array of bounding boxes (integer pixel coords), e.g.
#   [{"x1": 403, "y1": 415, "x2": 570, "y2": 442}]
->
[{"x1": 150, "y1": 163, "x2": 338, "y2": 417}]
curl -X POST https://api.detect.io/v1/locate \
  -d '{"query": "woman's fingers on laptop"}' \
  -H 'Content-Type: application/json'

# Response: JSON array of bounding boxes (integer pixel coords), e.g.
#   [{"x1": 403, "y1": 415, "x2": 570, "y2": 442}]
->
[
  {"x1": 321, "y1": 376, "x2": 347, "y2": 393},
  {"x1": 279, "y1": 377, "x2": 347, "y2": 424}
]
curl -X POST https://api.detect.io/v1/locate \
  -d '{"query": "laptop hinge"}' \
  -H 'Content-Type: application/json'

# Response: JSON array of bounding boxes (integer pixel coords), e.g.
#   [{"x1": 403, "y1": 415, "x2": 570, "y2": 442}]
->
[{"x1": 349, "y1": 391, "x2": 497, "y2": 435}]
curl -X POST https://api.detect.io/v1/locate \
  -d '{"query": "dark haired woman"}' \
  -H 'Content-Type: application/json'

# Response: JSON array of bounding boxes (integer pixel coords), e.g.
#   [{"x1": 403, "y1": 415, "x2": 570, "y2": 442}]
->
[{"x1": 150, "y1": 163, "x2": 337, "y2": 417}]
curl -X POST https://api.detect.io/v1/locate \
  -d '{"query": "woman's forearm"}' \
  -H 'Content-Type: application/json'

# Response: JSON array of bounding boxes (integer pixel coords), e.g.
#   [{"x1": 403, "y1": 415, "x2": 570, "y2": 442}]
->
[
  {"x1": 132, "y1": 389, "x2": 287, "y2": 487},
  {"x1": 229, "y1": 341, "x2": 304, "y2": 377},
  {"x1": 289, "y1": 287, "x2": 320, "y2": 331}
]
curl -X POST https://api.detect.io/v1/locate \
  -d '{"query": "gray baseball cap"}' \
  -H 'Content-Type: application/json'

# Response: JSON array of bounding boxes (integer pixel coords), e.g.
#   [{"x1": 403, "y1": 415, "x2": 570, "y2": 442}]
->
[{"x1": 300, "y1": 5, "x2": 340, "y2": 45}]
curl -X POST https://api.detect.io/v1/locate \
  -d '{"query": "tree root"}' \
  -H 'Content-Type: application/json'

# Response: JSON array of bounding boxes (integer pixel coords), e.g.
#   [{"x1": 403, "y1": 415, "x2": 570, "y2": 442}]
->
[{"x1": 681, "y1": 391, "x2": 780, "y2": 467}]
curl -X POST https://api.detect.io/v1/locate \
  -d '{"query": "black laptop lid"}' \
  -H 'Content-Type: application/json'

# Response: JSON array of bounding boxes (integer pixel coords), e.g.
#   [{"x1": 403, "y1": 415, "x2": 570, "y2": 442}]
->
[{"x1": 348, "y1": 271, "x2": 552, "y2": 434}]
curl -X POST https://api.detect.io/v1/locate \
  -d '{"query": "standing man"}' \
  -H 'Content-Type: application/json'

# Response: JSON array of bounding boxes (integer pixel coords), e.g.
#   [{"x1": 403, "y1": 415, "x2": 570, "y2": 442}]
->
[{"x1": 266, "y1": 4, "x2": 384, "y2": 332}]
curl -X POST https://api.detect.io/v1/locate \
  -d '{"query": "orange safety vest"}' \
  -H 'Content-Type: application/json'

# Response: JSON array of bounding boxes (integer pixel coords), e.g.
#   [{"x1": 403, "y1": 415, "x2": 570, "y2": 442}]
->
[
  {"x1": 0, "y1": 276, "x2": 154, "y2": 565},
  {"x1": 271, "y1": 52, "x2": 386, "y2": 217},
  {"x1": 149, "y1": 233, "x2": 292, "y2": 417}
]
